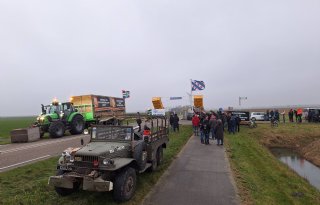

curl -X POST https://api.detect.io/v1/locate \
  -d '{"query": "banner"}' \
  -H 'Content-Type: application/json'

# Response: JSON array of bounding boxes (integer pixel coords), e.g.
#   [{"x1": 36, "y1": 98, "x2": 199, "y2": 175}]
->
[{"x1": 151, "y1": 109, "x2": 166, "y2": 116}]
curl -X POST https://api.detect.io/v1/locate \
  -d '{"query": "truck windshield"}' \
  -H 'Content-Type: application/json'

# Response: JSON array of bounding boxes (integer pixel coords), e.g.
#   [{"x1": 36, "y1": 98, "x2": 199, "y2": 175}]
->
[{"x1": 91, "y1": 126, "x2": 132, "y2": 141}]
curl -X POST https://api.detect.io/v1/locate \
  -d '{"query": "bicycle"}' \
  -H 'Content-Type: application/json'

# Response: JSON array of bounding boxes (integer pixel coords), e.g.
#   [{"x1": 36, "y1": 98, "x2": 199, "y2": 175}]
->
[{"x1": 249, "y1": 119, "x2": 257, "y2": 128}]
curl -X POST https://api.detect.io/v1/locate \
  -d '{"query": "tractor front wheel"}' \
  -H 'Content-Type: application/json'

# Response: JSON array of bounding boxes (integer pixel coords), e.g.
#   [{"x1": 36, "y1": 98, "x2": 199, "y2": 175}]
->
[{"x1": 49, "y1": 121, "x2": 65, "y2": 138}]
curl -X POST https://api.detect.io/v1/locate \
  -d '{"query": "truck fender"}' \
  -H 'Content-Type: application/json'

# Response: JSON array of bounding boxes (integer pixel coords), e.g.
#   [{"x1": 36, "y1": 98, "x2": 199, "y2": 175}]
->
[{"x1": 113, "y1": 158, "x2": 139, "y2": 171}]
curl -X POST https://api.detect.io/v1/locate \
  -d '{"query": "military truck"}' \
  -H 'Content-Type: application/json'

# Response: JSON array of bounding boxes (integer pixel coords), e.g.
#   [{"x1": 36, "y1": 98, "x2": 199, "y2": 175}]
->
[
  {"x1": 48, "y1": 116, "x2": 169, "y2": 202},
  {"x1": 34, "y1": 95, "x2": 125, "y2": 138}
]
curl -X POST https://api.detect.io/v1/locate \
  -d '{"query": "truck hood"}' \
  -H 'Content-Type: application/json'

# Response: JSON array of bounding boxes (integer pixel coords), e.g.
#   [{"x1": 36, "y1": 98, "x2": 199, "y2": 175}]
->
[{"x1": 75, "y1": 141, "x2": 131, "y2": 157}]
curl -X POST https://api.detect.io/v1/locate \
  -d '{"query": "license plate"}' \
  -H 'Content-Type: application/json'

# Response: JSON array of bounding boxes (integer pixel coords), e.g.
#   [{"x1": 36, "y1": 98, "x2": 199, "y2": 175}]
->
[{"x1": 58, "y1": 165, "x2": 73, "y2": 171}]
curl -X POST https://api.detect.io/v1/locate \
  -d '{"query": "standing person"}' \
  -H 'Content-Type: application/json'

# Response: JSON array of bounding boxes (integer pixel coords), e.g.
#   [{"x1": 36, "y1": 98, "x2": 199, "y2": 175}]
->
[
  {"x1": 136, "y1": 112, "x2": 142, "y2": 132},
  {"x1": 235, "y1": 115, "x2": 241, "y2": 132},
  {"x1": 297, "y1": 108, "x2": 303, "y2": 123},
  {"x1": 169, "y1": 113, "x2": 174, "y2": 131},
  {"x1": 270, "y1": 110, "x2": 274, "y2": 120},
  {"x1": 200, "y1": 115, "x2": 211, "y2": 144},
  {"x1": 294, "y1": 110, "x2": 298, "y2": 122},
  {"x1": 274, "y1": 110, "x2": 280, "y2": 122},
  {"x1": 215, "y1": 119, "x2": 224, "y2": 145},
  {"x1": 229, "y1": 115, "x2": 236, "y2": 134},
  {"x1": 288, "y1": 109, "x2": 294, "y2": 122},
  {"x1": 173, "y1": 113, "x2": 180, "y2": 132},
  {"x1": 281, "y1": 110, "x2": 286, "y2": 123},
  {"x1": 209, "y1": 115, "x2": 217, "y2": 139},
  {"x1": 192, "y1": 114, "x2": 200, "y2": 136},
  {"x1": 266, "y1": 110, "x2": 270, "y2": 121}
]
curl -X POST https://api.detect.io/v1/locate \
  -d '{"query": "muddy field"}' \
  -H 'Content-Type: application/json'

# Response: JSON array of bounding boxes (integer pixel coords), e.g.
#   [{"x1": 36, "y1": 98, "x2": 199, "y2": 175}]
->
[{"x1": 259, "y1": 123, "x2": 320, "y2": 167}]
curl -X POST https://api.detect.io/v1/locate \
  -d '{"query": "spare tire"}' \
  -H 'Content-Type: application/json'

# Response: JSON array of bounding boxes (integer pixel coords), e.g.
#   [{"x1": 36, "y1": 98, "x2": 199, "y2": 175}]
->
[
  {"x1": 133, "y1": 142, "x2": 147, "y2": 170},
  {"x1": 70, "y1": 115, "x2": 85, "y2": 135},
  {"x1": 49, "y1": 121, "x2": 65, "y2": 138}
]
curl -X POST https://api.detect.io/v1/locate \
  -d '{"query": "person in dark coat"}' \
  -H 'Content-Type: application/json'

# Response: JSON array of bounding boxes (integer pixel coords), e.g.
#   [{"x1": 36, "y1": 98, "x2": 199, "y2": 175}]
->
[
  {"x1": 173, "y1": 114, "x2": 180, "y2": 132},
  {"x1": 215, "y1": 119, "x2": 224, "y2": 145},
  {"x1": 235, "y1": 115, "x2": 241, "y2": 132},
  {"x1": 288, "y1": 109, "x2": 294, "y2": 122},
  {"x1": 229, "y1": 115, "x2": 236, "y2": 134},
  {"x1": 200, "y1": 116, "x2": 211, "y2": 144},
  {"x1": 136, "y1": 112, "x2": 142, "y2": 132},
  {"x1": 169, "y1": 113, "x2": 174, "y2": 131}
]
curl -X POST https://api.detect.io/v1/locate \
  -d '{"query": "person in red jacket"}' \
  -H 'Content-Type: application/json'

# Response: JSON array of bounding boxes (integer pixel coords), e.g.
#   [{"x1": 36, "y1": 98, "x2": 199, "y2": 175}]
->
[{"x1": 192, "y1": 114, "x2": 200, "y2": 136}]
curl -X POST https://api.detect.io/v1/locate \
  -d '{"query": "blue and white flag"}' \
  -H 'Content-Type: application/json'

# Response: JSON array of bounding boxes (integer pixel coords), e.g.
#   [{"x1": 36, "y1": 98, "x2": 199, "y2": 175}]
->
[{"x1": 191, "y1": 80, "x2": 205, "y2": 91}]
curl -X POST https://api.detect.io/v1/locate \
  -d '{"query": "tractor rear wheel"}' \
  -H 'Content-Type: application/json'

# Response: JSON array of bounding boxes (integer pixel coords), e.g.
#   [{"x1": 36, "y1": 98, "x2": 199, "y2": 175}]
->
[
  {"x1": 49, "y1": 121, "x2": 65, "y2": 138},
  {"x1": 70, "y1": 115, "x2": 85, "y2": 135}
]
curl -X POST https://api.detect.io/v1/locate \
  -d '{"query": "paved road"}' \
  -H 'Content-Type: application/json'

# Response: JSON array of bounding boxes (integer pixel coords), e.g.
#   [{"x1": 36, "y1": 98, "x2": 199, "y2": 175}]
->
[
  {"x1": 0, "y1": 134, "x2": 90, "y2": 172},
  {"x1": 143, "y1": 135, "x2": 239, "y2": 205},
  {"x1": 0, "y1": 120, "x2": 191, "y2": 173}
]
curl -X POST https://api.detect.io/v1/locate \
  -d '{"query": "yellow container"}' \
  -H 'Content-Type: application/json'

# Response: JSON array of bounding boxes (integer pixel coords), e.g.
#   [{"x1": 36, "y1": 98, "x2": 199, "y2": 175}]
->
[
  {"x1": 194, "y1": 95, "x2": 203, "y2": 108},
  {"x1": 152, "y1": 97, "x2": 164, "y2": 109}
]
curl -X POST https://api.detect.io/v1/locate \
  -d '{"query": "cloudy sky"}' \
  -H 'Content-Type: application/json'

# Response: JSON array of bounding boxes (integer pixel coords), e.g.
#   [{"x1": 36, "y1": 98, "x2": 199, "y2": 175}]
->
[{"x1": 0, "y1": 0, "x2": 320, "y2": 116}]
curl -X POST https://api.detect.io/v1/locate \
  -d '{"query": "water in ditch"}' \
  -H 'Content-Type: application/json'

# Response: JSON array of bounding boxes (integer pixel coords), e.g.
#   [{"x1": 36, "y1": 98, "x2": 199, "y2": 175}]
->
[{"x1": 270, "y1": 148, "x2": 320, "y2": 191}]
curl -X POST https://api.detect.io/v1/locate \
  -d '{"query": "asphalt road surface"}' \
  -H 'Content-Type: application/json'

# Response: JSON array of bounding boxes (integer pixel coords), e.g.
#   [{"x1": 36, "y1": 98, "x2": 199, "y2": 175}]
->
[
  {"x1": 0, "y1": 120, "x2": 191, "y2": 173},
  {"x1": 0, "y1": 134, "x2": 90, "y2": 173}
]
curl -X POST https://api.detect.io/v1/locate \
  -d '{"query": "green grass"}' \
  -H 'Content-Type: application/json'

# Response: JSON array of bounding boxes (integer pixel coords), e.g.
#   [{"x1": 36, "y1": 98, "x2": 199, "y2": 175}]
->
[
  {"x1": 225, "y1": 124, "x2": 320, "y2": 205},
  {"x1": 0, "y1": 125, "x2": 193, "y2": 205},
  {"x1": 0, "y1": 117, "x2": 36, "y2": 144}
]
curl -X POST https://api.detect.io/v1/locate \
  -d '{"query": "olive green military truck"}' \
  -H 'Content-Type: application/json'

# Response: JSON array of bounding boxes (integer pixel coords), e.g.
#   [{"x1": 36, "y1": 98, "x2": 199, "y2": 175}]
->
[{"x1": 48, "y1": 117, "x2": 169, "y2": 202}]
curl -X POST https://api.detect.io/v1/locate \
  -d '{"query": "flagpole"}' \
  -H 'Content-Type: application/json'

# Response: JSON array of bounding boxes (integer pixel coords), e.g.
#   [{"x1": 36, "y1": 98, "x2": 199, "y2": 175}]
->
[{"x1": 190, "y1": 79, "x2": 193, "y2": 110}]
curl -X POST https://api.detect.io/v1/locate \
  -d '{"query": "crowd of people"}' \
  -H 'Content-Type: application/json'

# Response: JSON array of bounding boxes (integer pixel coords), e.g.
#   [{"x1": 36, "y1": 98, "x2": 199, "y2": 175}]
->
[
  {"x1": 266, "y1": 108, "x2": 304, "y2": 124},
  {"x1": 191, "y1": 111, "x2": 242, "y2": 146}
]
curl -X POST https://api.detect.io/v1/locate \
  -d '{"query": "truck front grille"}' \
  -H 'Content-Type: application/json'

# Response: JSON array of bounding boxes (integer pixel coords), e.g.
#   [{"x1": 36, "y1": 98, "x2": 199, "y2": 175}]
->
[{"x1": 74, "y1": 155, "x2": 99, "y2": 163}]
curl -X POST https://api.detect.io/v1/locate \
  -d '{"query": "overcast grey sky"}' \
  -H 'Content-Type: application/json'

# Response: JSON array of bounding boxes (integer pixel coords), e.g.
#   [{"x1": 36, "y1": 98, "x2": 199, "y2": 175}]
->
[{"x1": 0, "y1": 0, "x2": 320, "y2": 116}]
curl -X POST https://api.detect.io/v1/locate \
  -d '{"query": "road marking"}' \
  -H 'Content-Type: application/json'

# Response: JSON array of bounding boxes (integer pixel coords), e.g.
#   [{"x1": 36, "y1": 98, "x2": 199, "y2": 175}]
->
[
  {"x1": 0, "y1": 155, "x2": 51, "y2": 170},
  {"x1": 0, "y1": 135, "x2": 87, "y2": 154}
]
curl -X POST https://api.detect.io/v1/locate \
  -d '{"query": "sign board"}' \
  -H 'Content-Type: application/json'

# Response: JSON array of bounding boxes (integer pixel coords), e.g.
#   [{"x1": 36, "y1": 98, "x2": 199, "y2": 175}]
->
[
  {"x1": 151, "y1": 109, "x2": 166, "y2": 116},
  {"x1": 152, "y1": 97, "x2": 164, "y2": 109},
  {"x1": 193, "y1": 95, "x2": 203, "y2": 108},
  {"x1": 170, "y1": 97, "x2": 182, "y2": 100}
]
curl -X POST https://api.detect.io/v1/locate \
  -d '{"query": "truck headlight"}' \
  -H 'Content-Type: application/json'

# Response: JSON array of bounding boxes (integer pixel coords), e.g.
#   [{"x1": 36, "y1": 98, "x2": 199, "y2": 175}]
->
[
  {"x1": 58, "y1": 156, "x2": 65, "y2": 165},
  {"x1": 102, "y1": 159, "x2": 114, "y2": 165}
]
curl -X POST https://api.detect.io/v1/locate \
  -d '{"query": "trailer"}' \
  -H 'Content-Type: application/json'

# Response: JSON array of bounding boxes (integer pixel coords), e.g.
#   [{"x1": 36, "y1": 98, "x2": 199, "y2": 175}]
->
[{"x1": 70, "y1": 95, "x2": 126, "y2": 126}]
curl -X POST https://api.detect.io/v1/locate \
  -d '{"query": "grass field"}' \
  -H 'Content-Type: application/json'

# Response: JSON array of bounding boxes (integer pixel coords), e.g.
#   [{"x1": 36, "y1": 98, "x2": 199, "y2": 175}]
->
[
  {"x1": 0, "y1": 125, "x2": 193, "y2": 205},
  {"x1": 0, "y1": 117, "x2": 35, "y2": 144},
  {"x1": 225, "y1": 123, "x2": 320, "y2": 205}
]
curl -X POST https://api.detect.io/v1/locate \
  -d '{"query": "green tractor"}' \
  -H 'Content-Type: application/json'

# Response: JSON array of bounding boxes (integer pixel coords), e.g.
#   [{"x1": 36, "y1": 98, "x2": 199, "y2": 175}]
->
[{"x1": 34, "y1": 100, "x2": 85, "y2": 138}]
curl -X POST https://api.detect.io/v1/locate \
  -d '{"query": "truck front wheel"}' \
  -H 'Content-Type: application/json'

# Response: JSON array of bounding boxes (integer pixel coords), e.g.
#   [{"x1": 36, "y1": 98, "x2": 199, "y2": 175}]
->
[
  {"x1": 113, "y1": 167, "x2": 137, "y2": 202},
  {"x1": 49, "y1": 121, "x2": 65, "y2": 138},
  {"x1": 70, "y1": 115, "x2": 85, "y2": 135},
  {"x1": 54, "y1": 170, "x2": 79, "y2": 196}
]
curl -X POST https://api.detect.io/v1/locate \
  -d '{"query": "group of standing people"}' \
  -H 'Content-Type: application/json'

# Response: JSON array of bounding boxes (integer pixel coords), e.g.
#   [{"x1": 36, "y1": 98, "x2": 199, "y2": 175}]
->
[
  {"x1": 169, "y1": 113, "x2": 180, "y2": 132},
  {"x1": 192, "y1": 111, "x2": 238, "y2": 146},
  {"x1": 267, "y1": 109, "x2": 303, "y2": 123}
]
